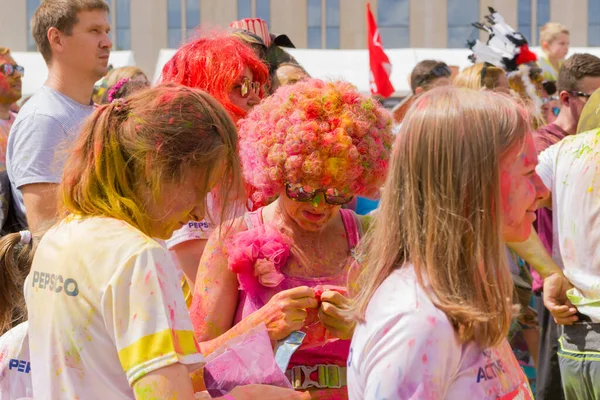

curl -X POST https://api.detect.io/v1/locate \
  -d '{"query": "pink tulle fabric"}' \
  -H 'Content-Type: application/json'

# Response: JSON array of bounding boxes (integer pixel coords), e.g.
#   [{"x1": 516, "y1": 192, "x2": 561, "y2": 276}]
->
[{"x1": 227, "y1": 224, "x2": 293, "y2": 293}]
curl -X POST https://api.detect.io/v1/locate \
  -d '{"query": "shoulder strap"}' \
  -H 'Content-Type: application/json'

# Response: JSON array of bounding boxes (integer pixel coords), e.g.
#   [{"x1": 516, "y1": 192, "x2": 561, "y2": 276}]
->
[
  {"x1": 244, "y1": 209, "x2": 263, "y2": 230},
  {"x1": 340, "y1": 209, "x2": 361, "y2": 249}
]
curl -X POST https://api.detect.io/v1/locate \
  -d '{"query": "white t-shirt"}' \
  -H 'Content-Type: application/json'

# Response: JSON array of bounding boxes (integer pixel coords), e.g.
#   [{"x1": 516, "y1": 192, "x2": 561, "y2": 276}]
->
[
  {"x1": 166, "y1": 193, "x2": 248, "y2": 249},
  {"x1": 0, "y1": 322, "x2": 32, "y2": 400},
  {"x1": 537, "y1": 129, "x2": 600, "y2": 320},
  {"x1": 348, "y1": 266, "x2": 533, "y2": 400},
  {"x1": 25, "y1": 216, "x2": 205, "y2": 399}
]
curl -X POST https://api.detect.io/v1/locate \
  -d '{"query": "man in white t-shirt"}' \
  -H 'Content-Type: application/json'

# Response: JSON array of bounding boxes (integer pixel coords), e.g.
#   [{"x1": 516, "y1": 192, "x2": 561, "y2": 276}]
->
[
  {"x1": 535, "y1": 126, "x2": 600, "y2": 399},
  {"x1": 6, "y1": 0, "x2": 111, "y2": 232}
]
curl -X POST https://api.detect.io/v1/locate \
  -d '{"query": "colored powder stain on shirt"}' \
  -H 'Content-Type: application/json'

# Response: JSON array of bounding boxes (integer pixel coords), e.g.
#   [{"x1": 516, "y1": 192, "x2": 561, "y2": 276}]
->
[
  {"x1": 422, "y1": 353, "x2": 428, "y2": 364},
  {"x1": 144, "y1": 271, "x2": 152, "y2": 284}
]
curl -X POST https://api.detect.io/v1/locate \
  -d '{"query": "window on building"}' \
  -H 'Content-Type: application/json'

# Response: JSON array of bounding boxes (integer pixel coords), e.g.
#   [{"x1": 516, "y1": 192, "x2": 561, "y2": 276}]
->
[
  {"x1": 256, "y1": 0, "x2": 270, "y2": 26},
  {"x1": 186, "y1": 0, "x2": 200, "y2": 40},
  {"x1": 536, "y1": 0, "x2": 550, "y2": 45},
  {"x1": 589, "y1": 0, "x2": 600, "y2": 46},
  {"x1": 167, "y1": 0, "x2": 182, "y2": 48},
  {"x1": 377, "y1": 0, "x2": 409, "y2": 48},
  {"x1": 447, "y1": 0, "x2": 479, "y2": 48},
  {"x1": 27, "y1": 0, "x2": 42, "y2": 51},
  {"x1": 307, "y1": 0, "x2": 322, "y2": 49},
  {"x1": 517, "y1": 0, "x2": 532, "y2": 43},
  {"x1": 325, "y1": 0, "x2": 340, "y2": 49},
  {"x1": 237, "y1": 0, "x2": 252, "y2": 19},
  {"x1": 115, "y1": 0, "x2": 130, "y2": 50}
]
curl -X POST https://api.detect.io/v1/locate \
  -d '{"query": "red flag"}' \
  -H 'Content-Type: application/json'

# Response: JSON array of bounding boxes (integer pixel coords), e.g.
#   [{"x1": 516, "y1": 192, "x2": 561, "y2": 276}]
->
[{"x1": 367, "y1": 3, "x2": 395, "y2": 98}]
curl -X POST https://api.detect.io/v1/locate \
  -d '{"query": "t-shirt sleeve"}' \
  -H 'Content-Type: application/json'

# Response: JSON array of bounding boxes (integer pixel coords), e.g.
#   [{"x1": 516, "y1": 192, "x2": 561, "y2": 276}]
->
[
  {"x1": 9, "y1": 114, "x2": 69, "y2": 188},
  {"x1": 357, "y1": 312, "x2": 460, "y2": 399},
  {"x1": 103, "y1": 243, "x2": 205, "y2": 385},
  {"x1": 536, "y1": 142, "x2": 559, "y2": 190}
]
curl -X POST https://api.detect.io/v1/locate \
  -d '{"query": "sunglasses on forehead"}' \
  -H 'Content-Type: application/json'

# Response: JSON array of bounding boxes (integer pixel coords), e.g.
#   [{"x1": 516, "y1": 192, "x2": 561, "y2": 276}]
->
[
  {"x1": 235, "y1": 76, "x2": 260, "y2": 98},
  {"x1": 0, "y1": 64, "x2": 24, "y2": 77},
  {"x1": 414, "y1": 65, "x2": 451, "y2": 89},
  {"x1": 285, "y1": 183, "x2": 354, "y2": 206}
]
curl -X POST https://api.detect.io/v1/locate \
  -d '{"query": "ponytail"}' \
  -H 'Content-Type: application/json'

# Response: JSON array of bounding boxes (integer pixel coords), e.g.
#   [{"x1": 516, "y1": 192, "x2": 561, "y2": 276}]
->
[{"x1": 0, "y1": 231, "x2": 38, "y2": 335}]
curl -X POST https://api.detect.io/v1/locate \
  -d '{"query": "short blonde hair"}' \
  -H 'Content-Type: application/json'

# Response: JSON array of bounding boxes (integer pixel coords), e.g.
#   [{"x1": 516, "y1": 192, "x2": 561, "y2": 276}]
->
[
  {"x1": 454, "y1": 63, "x2": 506, "y2": 91},
  {"x1": 0, "y1": 48, "x2": 10, "y2": 56},
  {"x1": 540, "y1": 22, "x2": 569, "y2": 45}
]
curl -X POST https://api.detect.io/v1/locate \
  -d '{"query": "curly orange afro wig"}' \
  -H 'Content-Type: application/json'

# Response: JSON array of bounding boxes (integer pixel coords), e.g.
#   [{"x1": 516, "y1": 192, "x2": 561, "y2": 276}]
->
[
  {"x1": 160, "y1": 30, "x2": 269, "y2": 122},
  {"x1": 238, "y1": 79, "x2": 393, "y2": 205}
]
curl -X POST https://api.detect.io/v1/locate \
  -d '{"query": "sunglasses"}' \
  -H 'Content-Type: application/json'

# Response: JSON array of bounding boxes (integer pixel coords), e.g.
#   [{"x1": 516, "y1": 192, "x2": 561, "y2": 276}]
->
[
  {"x1": 236, "y1": 76, "x2": 260, "y2": 98},
  {"x1": 285, "y1": 183, "x2": 354, "y2": 206},
  {"x1": 414, "y1": 65, "x2": 451, "y2": 88},
  {"x1": 569, "y1": 90, "x2": 593, "y2": 100},
  {"x1": 1, "y1": 64, "x2": 24, "y2": 77}
]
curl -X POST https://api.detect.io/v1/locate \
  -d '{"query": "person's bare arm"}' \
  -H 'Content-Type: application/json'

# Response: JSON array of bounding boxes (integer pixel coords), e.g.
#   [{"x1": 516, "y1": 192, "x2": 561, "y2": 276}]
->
[
  {"x1": 171, "y1": 239, "x2": 208, "y2": 287},
  {"x1": 507, "y1": 229, "x2": 560, "y2": 279},
  {"x1": 21, "y1": 183, "x2": 59, "y2": 232},
  {"x1": 133, "y1": 363, "x2": 196, "y2": 400},
  {"x1": 191, "y1": 225, "x2": 317, "y2": 356},
  {"x1": 508, "y1": 229, "x2": 578, "y2": 325}
]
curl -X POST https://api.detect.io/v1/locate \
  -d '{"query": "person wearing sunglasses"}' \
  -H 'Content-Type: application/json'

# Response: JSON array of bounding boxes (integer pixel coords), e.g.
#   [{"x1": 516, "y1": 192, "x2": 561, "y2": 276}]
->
[
  {"x1": 0, "y1": 48, "x2": 24, "y2": 233},
  {"x1": 526, "y1": 52, "x2": 600, "y2": 400},
  {"x1": 190, "y1": 79, "x2": 393, "y2": 398},
  {"x1": 0, "y1": 48, "x2": 23, "y2": 160}
]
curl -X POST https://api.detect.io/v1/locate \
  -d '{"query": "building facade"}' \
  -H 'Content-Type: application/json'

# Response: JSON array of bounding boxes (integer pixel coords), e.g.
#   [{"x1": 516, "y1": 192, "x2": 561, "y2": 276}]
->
[{"x1": 0, "y1": 0, "x2": 598, "y2": 77}]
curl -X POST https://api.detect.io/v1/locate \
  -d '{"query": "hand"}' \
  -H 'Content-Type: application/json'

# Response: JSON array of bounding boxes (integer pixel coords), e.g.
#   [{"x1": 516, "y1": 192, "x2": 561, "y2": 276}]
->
[
  {"x1": 226, "y1": 384, "x2": 311, "y2": 399},
  {"x1": 543, "y1": 272, "x2": 578, "y2": 325},
  {"x1": 318, "y1": 291, "x2": 355, "y2": 340},
  {"x1": 260, "y1": 286, "x2": 318, "y2": 341}
]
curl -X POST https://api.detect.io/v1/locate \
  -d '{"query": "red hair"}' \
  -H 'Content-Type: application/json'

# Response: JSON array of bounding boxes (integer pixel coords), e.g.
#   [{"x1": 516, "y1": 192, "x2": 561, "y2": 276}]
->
[{"x1": 160, "y1": 31, "x2": 269, "y2": 122}]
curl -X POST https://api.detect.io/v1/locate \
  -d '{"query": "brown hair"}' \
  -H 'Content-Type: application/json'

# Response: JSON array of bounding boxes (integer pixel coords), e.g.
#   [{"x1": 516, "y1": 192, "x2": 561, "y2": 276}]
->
[
  {"x1": 351, "y1": 87, "x2": 529, "y2": 348},
  {"x1": 60, "y1": 83, "x2": 243, "y2": 239},
  {"x1": 31, "y1": 0, "x2": 110, "y2": 62},
  {"x1": 454, "y1": 63, "x2": 506, "y2": 91},
  {"x1": 557, "y1": 53, "x2": 600, "y2": 92},
  {"x1": 0, "y1": 231, "x2": 40, "y2": 335},
  {"x1": 410, "y1": 60, "x2": 451, "y2": 94},
  {"x1": 540, "y1": 22, "x2": 569, "y2": 45}
]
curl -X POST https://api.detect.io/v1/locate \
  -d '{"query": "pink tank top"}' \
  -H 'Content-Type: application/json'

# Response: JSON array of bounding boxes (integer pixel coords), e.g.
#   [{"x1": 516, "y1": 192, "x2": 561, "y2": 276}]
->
[{"x1": 232, "y1": 208, "x2": 361, "y2": 368}]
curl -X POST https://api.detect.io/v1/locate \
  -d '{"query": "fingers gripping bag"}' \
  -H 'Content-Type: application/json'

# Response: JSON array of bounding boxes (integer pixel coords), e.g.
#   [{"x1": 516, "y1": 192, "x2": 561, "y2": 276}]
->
[
  {"x1": 300, "y1": 285, "x2": 348, "y2": 350},
  {"x1": 202, "y1": 323, "x2": 292, "y2": 397}
]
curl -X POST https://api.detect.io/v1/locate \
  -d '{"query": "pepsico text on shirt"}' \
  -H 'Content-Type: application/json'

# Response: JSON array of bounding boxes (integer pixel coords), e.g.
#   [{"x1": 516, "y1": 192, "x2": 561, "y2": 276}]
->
[{"x1": 30, "y1": 271, "x2": 79, "y2": 296}]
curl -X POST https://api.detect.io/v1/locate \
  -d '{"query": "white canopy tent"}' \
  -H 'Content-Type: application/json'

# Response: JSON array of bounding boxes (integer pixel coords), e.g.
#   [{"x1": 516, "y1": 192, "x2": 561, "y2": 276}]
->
[
  {"x1": 11, "y1": 51, "x2": 137, "y2": 98},
  {"x1": 153, "y1": 46, "x2": 600, "y2": 97}
]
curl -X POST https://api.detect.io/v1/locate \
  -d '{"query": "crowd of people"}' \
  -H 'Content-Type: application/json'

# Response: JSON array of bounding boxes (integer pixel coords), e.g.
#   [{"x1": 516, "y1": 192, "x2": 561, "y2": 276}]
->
[{"x1": 1, "y1": 0, "x2": 600, "y2": 399}]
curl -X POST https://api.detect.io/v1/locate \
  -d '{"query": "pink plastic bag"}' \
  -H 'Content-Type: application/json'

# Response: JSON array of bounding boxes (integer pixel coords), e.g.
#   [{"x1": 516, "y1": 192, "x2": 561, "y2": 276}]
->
[
  {"x1": 299, "y1": 285, "x2": 347, "y2": 350},
  {"x1": 203, "y1": 324, "x2": 292, "y2": 396}
]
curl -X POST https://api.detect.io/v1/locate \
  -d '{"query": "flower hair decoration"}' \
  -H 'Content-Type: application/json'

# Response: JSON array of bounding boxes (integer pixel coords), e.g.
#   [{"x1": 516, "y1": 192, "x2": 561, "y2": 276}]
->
[{"x1": 107, "y1": 78, "x2": 130, "y2": 103}]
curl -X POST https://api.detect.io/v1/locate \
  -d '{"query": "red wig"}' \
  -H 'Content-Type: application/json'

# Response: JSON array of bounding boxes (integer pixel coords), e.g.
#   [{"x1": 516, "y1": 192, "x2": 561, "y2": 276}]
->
[{"x1": 160, "y1": 31, "x2": 269, "y2": 122}]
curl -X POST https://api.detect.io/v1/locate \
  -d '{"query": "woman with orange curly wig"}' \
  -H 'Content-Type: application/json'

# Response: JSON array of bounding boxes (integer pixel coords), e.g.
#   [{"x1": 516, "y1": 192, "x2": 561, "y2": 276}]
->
[
  {"x1": 190, "y1": 79, "x2": 393, "y2": 399},
  {"x1": 160, "y1": 31, "x2": 270, "y2": 294}
]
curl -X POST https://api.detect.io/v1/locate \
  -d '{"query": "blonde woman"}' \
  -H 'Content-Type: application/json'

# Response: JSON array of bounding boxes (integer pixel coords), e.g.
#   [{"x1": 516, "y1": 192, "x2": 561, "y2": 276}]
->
[
  {"x1": 454, "y1": 62, "x2": 510, "y2": 92},
  {"x1": 347, "y1": 87, "x2": 551, "y2": 399}
]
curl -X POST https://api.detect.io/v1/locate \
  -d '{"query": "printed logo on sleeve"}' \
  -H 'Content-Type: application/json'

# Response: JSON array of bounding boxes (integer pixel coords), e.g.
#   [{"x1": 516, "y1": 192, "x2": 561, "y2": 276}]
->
[
  {"x1": 9, "y1": 359, "x2": 31, "y2": 374},
  {"x1": 188, "y1": 221, "x2": 210, "y2": 230},
  {"x1": 31, "y1": 271, "x2": 79, "y2": 296}
]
